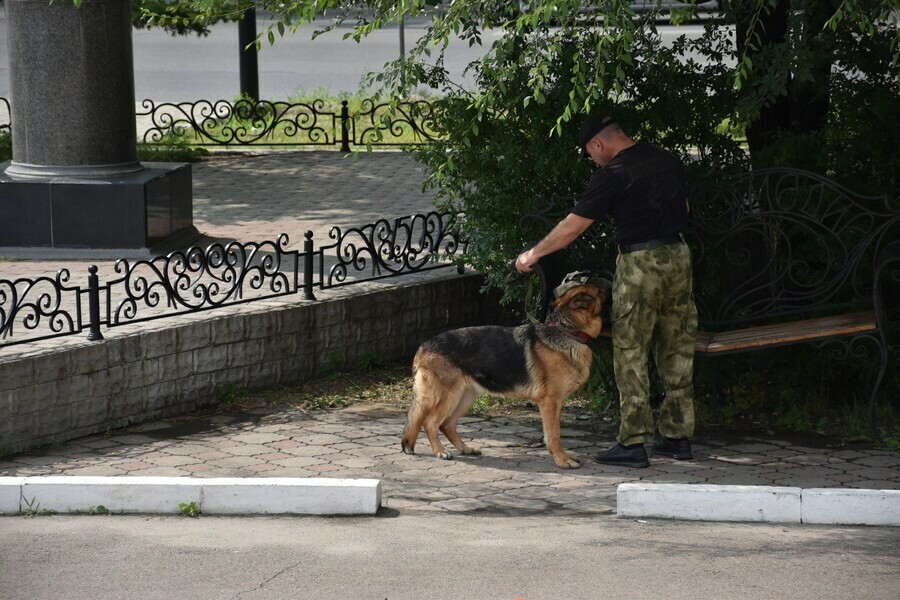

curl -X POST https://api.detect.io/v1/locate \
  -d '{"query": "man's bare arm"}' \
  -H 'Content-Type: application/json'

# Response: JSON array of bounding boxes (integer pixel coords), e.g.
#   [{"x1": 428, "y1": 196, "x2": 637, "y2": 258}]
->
[{"x1": 515, "y1": 214, "x2": 594, "y2": 273}]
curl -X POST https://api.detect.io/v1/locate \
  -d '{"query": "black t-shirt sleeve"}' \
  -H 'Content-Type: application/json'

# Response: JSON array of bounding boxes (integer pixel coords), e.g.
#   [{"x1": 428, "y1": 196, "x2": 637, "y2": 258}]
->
[{"x1": 571, "y1": 168, "x2": 618, "y2": 221}]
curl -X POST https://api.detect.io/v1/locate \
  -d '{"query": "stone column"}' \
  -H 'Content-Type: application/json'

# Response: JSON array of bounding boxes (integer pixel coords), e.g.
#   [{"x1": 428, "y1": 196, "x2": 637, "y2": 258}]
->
[
  {"x1": 0, "y1": 0, "x2": 196, "y2": 253},
  {"x1": 6, "y1": 0, "x2": 142, "y2": 178}
]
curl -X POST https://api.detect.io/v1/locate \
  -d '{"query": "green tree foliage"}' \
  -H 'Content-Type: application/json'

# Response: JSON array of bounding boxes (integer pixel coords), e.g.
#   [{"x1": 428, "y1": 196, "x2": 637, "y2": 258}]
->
[
  {"x1": 137, "y1": 0, "x2": 898, "y2": 271},
  {"x1": 412, "y1": 17, "x2": 746, "y2": 295},
  {"x1": 132, "y1": 1, "x2": 238, "y2": 36},
  {"x1": 137, "y1": 0, "x2": 897, "y2": 178},
  {"x1": 730, "y1": 0, "x2": 899, "y2": 193}
]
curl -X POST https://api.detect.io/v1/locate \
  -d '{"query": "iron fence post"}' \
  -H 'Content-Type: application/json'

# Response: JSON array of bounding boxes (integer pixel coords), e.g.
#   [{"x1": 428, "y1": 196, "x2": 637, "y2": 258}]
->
[
  {"x1": 87, "y1": 265, "x2": 104, "y2": 341},
  {"x1": 302, "y1": 230, "x2": 317, "y2": 300},
  {"x1": 340, "y1": 100, "x2": 351, "y2": 152}
]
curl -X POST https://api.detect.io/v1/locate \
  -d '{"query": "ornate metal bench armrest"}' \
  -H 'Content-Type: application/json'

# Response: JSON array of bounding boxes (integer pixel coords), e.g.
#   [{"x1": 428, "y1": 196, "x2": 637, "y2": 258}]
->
[{"x1": 873, "y1": 240, "x2": 900, "y2": 329}]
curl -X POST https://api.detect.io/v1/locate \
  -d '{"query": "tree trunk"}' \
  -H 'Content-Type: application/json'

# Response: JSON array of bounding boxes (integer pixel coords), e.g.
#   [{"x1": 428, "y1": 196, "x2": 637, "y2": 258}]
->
[
  {"x1": 733, "y1": 0, "x2": 791, "y2": 163},
  {"x1": 791, "y1": 3, "x2": 835, "y2": 136},
  {"x1": 732, "y1": 1, "x2": 838, "y2": 167}
]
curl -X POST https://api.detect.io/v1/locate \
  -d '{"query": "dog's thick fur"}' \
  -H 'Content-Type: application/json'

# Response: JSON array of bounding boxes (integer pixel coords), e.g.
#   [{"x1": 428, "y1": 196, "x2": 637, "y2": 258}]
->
[{"x1": 401, "y1": 283, "x2": 606, "y2": 469}]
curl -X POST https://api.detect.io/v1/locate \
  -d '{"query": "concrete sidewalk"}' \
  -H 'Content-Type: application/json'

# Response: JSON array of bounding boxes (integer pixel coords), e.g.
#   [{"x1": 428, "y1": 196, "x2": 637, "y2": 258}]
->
[{"x1": 2, "y1": 150, "x2": 898, "y2": 520}]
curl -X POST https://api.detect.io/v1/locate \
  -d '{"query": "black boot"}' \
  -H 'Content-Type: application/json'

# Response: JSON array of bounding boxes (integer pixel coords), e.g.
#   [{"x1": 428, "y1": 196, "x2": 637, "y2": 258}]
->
[
  {"x1": 651, "y1": 435, "x2": 693, "y2": 460},
  {"x1": 594, "y1": 443, "x2": 650, "y2": 468}
]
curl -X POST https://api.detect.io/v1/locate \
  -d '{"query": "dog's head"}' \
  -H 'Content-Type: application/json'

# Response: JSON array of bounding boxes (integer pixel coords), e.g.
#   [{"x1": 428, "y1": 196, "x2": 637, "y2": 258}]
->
[{"x1": 550, "y1": 273, "x2": 611, "y2": 338}]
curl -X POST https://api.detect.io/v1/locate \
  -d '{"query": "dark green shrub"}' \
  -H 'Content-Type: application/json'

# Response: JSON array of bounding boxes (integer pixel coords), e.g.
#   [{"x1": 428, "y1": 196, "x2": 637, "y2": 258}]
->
[{"x1": 0, "y1": 131, "x2": 11, "y2": 162}]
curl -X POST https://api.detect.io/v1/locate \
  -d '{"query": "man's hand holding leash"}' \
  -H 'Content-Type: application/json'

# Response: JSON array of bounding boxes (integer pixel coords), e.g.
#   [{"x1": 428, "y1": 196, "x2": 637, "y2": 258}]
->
[{"x1": 515, "y1": 213, "x2": 594, "y2": 274}]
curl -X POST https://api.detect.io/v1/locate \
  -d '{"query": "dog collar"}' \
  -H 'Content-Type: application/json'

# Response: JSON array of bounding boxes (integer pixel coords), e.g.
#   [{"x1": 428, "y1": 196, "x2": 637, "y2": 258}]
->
[{"x1": 549, "y1": 323, "x2": 593, "y2": 344}]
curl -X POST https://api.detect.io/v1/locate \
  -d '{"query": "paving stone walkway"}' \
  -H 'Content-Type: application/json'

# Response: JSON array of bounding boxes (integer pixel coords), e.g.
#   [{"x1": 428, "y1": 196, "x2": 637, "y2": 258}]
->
[{"x1": 2, "y1": 404, "x2": 897, "y2": 515}]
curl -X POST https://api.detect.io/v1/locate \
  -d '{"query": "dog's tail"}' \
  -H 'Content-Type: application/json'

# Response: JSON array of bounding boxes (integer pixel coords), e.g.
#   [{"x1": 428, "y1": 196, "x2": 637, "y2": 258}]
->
[{"x1": 401, "y1": 360, "x2": 428, "y2": 454}]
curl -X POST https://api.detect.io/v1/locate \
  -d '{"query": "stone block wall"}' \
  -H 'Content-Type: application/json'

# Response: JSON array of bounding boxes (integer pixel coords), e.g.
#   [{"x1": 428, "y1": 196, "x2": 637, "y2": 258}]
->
[{"x1": 0, "y1": 274, "x2": 515, "y2": 454}]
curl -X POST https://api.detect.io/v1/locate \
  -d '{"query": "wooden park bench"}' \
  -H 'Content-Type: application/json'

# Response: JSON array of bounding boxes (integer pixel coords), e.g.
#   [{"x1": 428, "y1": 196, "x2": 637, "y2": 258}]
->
[{"x1": 522, "y1": 168, "x2": 900, "y2": 430}]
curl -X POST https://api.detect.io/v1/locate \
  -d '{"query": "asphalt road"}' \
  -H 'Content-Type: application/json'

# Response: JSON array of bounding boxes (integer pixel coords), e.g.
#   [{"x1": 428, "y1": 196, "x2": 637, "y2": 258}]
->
[
  {"x1": 1, "y1": 512, "x2": 898, "y2": 599},
  {"x1": 0, "y1": 14, "x2": 728, "y2": 102},
  {"x1": 0, "y1": 13, "x2": 487, "y2": 102}
]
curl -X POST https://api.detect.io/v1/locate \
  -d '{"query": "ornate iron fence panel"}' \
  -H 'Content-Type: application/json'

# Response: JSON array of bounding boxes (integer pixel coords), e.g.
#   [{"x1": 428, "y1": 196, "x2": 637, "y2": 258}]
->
[
  {"x1": 0, "y1": 270, "x2": 85, "y2": 346},
  {"x1": 136, "y1": 98, "x2": 339, "y2": 147},
  {"x1": 134, "y1": 98, "x2": 440, "y2": 149},
  {"x1": 318, "y1": 211, "x2": 467, "y2": 289},
  {"x1": 3, "y1": 96, "x2": 440, "y2": 148},
  {"x1": 353, "y1": 98, "x2": 439, "y2": 147},
  {"x1": 0, "y1": 212, "x2": 468, "y2": 347},
  {"x1": 104, "y1": 235, "x2": 300, "y2": 327}
]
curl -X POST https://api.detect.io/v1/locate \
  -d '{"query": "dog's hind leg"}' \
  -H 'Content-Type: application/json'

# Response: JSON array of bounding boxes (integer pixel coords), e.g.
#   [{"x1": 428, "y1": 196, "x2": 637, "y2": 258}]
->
[
  {"x1": 422, "y1": 379, "x2": 470, "y2": 460},
  {"x1": 537, "y1": 395, "x2": 580, "y2": 469},
  {"x1": 440, "y1": 387, "x2": 481, "y2": 456},
  {"x1": 402, "y1": 369, "x2": 433, "y2": 454},
  {"x1": 401, "y1": 408, "x2": 421, "y2": 455}
]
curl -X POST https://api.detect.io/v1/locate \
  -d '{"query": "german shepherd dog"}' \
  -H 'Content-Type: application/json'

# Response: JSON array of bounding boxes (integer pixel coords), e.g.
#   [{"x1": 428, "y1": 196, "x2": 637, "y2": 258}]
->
[{"x1": 401, "y1": 279, "x2": 607, "y2": 469}]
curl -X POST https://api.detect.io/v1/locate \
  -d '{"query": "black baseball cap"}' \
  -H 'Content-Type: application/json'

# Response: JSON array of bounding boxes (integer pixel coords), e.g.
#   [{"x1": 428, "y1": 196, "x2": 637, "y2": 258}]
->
[{"x1": 578, "y1": 114, "x2": 616, "y2": 158}]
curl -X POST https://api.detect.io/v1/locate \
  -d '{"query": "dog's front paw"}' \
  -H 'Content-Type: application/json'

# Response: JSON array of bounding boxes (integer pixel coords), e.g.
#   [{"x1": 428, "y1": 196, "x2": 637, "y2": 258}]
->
[
  {"x1": 434, "y1": 450, "x2": 453, "y2": 460},
  {"x1": 554, "y1": 454, "x2": 581, "y2": 469},
  {"x1": 461, "y1": 446, "x2": 481, "y2": 456}
]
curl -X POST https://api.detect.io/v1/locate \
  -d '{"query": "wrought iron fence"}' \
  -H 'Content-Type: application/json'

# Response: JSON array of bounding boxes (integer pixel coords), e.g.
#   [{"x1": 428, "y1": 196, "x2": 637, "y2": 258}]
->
[
  {"x1": 134, "y1": 97, "x2": 439, "y2": 150},
  {"x1": 319, "y1": 212, "x2": 465, "y2": 289},
  {"x1": 105, "y1": 235, "x2": 300, "y2": 328},
  {"x1": 0, "y1": 270, "x2": 88, "y2": 344},
  {"x1": 0, "y1": 96, "x2": 439, "y2": 150},
  {"x1": 0, "y1": 211, "x2": 467, "y2": 347}
]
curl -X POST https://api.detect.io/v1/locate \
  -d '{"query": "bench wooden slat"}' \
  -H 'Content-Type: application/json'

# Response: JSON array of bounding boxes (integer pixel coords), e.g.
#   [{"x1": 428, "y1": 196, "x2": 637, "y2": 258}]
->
[
  {"x1": 698, "y1": 311, "x2": 877, "y2": 354},
  {"x1": 596, "y1": 312, "x2": 877, "y2": 354}
]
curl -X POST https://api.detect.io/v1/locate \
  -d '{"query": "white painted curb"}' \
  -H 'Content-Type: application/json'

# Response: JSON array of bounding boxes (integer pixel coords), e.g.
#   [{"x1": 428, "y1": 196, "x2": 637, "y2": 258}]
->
[
  {"x1": 0, "y1": 477, "x2": 382, "y2": 516},
  {"x1": 617, "y1": 483, "x2": 900, "y2": 526},
  {"x1": 201, "y1": 478, "x2": 382, "y2": 515},
  {"x1": 802, "y1": 488, "x2": 900, "y2": 526},
  {"x1": 0, "y1": 477, "x2": 26, "y2": 514},
  {"x1": 618, "y1": 483, "x2": 801, "y2": 523},
  {"x1": 22, "y1": 476, "x2": 203, "y2": 514}
]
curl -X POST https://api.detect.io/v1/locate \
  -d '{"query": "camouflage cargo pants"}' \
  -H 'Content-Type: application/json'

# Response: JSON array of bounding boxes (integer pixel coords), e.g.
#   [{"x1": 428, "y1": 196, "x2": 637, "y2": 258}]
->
[{"x1": 611, "y1": 241, "x2": 698, "y2": 446}]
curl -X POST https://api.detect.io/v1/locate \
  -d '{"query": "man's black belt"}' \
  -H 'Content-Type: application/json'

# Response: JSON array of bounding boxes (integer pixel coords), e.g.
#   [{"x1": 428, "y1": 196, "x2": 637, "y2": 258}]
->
[{"x1": 618, "y1": 234, "x2": 683, "y2": 254}]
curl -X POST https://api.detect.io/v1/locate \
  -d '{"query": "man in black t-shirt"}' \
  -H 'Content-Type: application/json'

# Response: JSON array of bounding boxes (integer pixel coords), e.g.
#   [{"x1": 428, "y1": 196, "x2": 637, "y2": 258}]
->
[{"x1": 516, "y1": 114, "x2": 698, "y2": 468}]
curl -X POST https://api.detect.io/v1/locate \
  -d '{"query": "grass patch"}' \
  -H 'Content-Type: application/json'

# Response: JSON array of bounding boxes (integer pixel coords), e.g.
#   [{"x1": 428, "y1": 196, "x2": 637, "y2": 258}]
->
[
  {"x1": 179, "y1": 501, "x2": 201, "y2": 518},
  {"x1": 0, "y1": 130, "x2": 10, "y2": 161},
  {"x1": 22, "y1": 497, "x2": 53, "y2": 518},
  {"x1": 137, "y1": 129, "x2": 211, "y2": 162}
]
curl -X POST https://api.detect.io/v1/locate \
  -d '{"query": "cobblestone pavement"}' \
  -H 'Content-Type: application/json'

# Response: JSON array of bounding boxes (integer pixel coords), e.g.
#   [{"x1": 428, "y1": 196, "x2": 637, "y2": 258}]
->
[
  {"x1": 2, "y1": 404, "x2": 898, "y2": 515},
  {"x1": 0, "y1": 150, "x2": 437, "y2": 280}
]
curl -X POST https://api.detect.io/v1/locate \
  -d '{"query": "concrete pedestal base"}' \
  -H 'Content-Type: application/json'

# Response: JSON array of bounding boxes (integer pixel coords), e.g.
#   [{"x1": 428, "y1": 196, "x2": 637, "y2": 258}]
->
[{"x1": 0, "y1": 162, "x2": 197, "y2": 255}]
